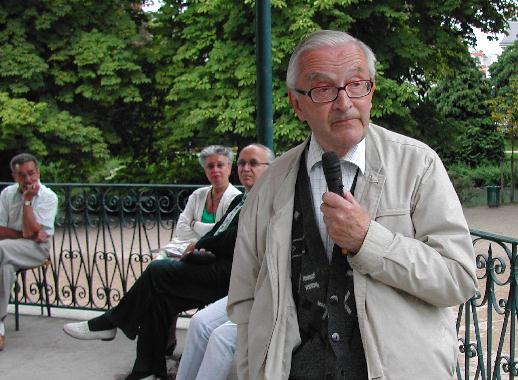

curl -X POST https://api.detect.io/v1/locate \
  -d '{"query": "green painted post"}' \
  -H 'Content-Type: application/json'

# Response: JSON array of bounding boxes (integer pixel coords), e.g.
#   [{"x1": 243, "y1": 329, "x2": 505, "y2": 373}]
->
[{"x1": 255, "y1": 0, "x2": 273, "y2": 151}]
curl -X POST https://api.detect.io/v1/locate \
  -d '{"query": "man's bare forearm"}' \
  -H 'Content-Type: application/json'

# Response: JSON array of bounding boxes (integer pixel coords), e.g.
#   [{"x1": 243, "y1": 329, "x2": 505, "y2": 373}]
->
[
  {"x1": 0, "y1": 226, "x2": 23, "y2": 240},
  {"x1": 22, "y1": 204, "x2": 42, "y2": 239}
]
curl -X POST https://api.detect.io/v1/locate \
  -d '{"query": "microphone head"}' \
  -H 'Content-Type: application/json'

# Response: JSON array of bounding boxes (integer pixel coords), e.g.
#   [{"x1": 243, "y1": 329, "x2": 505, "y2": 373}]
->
[
  {"x1": 322, "y1": 151, "x2": 341, "y2": 181},
  {"x1": 322, "y1": 151, "x2": 343, "y2": 195}
]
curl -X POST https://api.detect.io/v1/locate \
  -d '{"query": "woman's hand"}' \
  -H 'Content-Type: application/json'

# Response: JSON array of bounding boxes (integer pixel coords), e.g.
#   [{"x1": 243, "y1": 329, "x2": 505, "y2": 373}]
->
[{"x1": 181, "y1": 244, "x2": 203, "y2": 260}]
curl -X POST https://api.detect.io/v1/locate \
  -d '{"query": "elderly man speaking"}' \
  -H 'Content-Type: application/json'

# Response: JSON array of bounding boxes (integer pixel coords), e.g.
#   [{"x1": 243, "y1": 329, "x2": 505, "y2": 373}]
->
[{"x1": 227, "y1": 30, "x2": 477, "y2": 380}]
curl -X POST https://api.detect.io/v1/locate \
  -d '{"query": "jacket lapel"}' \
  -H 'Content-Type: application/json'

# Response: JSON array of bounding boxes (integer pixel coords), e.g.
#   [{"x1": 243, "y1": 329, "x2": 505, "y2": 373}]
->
[{"x1": 356, "y1": 130, "x2": 385, "y2": 219}]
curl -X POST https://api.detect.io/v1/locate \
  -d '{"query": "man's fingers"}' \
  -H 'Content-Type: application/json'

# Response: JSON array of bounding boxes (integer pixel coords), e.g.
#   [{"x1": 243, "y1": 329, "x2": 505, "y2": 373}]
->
[
  {"x1": 322, "y1": 191, "x2": 357, "y2": 210},
  {"x1": 321, "y1": 191, "x2": 344, "y2": 206},
  {"x1": 343, "y1": 191, "x2": 357, "y2": 205}
]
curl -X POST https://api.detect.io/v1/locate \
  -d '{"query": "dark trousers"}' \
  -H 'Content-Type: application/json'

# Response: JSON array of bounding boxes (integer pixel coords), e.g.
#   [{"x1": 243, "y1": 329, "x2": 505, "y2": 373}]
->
[{"x1": 105, "y1": 258, "x2": 232, "y2": 378}]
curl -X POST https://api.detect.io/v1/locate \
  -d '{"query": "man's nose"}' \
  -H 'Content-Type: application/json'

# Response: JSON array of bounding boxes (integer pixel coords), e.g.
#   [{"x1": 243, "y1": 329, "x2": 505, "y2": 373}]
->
[{"x1": 332, "y1": 88, "x2": 353, "y2": 110}]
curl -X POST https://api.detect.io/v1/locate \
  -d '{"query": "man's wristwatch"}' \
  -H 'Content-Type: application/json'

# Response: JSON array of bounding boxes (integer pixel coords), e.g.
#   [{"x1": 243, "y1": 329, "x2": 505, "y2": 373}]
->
[{"x1": 24, "y1": 200, "x2": 31, "y2": 207}]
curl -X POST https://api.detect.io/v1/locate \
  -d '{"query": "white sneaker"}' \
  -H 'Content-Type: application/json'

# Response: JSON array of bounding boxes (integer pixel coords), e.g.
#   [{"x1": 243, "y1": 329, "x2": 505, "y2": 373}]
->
[{"x1": 63, "y1": 321, "x2": 116, "y2": 341}]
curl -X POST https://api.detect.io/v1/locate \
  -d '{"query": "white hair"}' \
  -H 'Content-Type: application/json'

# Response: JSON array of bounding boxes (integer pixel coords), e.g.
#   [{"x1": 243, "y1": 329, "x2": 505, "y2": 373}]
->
[
  {"x1": 198, "y1": 145, "x2": 234, "y2": 167},
  {"x1": 286, "y1": 30, "x2": 377, "y2": 89}
]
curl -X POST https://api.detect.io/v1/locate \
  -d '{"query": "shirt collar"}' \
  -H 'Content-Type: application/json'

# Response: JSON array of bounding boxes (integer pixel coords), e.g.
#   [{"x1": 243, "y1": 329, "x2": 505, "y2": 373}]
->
[{"x1": 306, "y1": 133, "x2": 366, "y2": 174}]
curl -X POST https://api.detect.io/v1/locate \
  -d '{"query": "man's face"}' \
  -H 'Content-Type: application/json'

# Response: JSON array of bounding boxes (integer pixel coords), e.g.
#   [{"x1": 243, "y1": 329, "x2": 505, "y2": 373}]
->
[
  {"x1": 12, "y1": 161, "x2": 40, "y2": 192},
  {"x1": 237, "y1": 146, "x2": 270, "y2": 192},
  {"x1": 288, "y1": 43, "x2": 375, "y2": 156}
]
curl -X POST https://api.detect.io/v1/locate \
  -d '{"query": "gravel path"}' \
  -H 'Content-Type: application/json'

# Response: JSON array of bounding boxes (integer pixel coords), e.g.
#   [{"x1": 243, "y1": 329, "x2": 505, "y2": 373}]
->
[{"x1": 463, "y1": 204, "x2": 518, "y2": 238}]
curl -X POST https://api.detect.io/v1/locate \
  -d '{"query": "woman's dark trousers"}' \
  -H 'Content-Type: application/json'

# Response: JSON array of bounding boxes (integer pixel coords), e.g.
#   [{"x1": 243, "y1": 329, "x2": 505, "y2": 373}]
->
[{"x1": 104, "y1": 258, "x2": 232, "y2": 378}]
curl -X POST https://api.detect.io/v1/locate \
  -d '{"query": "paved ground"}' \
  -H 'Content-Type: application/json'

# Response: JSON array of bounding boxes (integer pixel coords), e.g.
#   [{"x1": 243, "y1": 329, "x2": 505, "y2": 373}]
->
[
  {"x1": 463, "y1": 203, "x2": 517, "y2": 237},
  {"x1": 0, "y1": 204, "x2": 516, "y2": 380},
  {"x1": 0, "y1": 308, "x2": 186, "y2": 380}
]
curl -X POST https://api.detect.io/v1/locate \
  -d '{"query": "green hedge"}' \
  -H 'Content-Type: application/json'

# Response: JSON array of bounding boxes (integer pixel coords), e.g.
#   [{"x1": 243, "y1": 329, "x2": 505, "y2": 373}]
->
[
  {"x1": 448, "y1": 160, "x2": 517, "y2": 204},
  {"x1": 448, "y1": 161, "x2": 516, "y2": 186}
]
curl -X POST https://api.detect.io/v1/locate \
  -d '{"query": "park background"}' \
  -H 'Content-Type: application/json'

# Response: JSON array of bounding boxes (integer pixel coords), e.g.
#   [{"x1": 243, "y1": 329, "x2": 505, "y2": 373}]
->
[
  {"x1": 1, "y1": 2, "x2": 518, "y2": 379},
  {"x1": 0, "y1": 0, "x2": 517, "y2": 207}
]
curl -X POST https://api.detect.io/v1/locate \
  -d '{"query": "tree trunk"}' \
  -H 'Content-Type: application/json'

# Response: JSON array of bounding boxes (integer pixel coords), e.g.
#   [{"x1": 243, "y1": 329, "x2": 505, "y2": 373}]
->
[
  {"x1": 511, "y1": 135, "x2": 515, "y2": 203},
  {"x1": 500, "y1": 159, "x2": 504, "y2": 204}
]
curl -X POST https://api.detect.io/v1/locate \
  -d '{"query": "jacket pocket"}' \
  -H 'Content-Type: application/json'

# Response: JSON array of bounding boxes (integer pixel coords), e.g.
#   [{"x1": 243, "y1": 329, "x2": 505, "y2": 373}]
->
[{"x1": 374, "y1": 208, "x2": 413, "y2": 237}]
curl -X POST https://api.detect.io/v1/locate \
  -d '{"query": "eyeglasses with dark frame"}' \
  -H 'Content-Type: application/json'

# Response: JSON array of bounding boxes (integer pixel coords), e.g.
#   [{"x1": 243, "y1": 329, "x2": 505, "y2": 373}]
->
[
  {"x1": 294, "y1": 79, "x2": 373, "y2": 103},
  {"x1": 237, "y1": 159, "x2": 270, "y2": 168}
]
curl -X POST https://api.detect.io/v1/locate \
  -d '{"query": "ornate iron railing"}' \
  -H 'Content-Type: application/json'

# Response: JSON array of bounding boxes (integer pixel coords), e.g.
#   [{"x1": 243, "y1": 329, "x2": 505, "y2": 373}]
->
[
  {"x1": 457, "y1": 229, "x2": 518, "y2": 380},
  {"x1": 4, "y1": 182, "x2": 201, "y2": 311},
  {"x1": 4, "y1": 182, "x2": 517, "y2": 378}
]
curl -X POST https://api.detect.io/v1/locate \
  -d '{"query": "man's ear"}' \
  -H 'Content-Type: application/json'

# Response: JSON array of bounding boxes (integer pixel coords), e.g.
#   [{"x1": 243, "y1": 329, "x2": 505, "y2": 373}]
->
[{"x1": 288, "y1": 91, "x2": 306, "y2": 122}]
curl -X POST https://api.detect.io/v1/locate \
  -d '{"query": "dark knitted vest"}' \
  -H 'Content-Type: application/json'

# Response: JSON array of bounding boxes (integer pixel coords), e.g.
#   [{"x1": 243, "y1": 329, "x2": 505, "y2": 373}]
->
[{"x1": 289, "y1": 152, "x2": 367, "y2": 380}]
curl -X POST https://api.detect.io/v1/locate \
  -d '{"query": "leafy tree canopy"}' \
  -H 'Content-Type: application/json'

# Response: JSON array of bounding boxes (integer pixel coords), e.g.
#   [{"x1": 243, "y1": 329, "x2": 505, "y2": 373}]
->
[
  {"x1": 0, "y1": 0, "x2": 516, "y2": 183},
  {"x1": 0, "y1": 0, "x2": 149, "y2": 180},
  {"x1": 151, "y1": 0, "x2": 516, "y2": 157},
  {"x1": 0, "y1": 91, "x2": 109, "y2": 180},
  {"x1": 427, "y1": 55, "x2": 503, "y2": 166},
  {"x1": 490, "y1": 39, "x2": 518, "y2": 97}
]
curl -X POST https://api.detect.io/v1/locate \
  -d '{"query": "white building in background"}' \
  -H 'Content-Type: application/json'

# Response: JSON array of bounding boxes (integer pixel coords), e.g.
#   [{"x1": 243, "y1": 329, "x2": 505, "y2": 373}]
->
[
  {"x1": 471, "y1": 50, "x2": 492, "y2": 77},
  {"x1": 499, "y1": 21, "x2": 518, "y2": 49},
  {"x1": 471, "y1": 21, "x2": 517, "y2": 77}
]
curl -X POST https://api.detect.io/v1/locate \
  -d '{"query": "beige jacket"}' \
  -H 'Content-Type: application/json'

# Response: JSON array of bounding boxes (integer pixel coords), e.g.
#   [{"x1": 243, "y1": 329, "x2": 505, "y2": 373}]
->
[{"x1": 227, "y1": 124, "x2": 477, "y2": 380}]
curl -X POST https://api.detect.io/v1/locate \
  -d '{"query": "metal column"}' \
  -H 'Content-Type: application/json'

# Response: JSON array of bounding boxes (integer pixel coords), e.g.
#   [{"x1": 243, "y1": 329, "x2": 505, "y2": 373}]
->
[{"x1": 255, "y1": 0, "x2": 273, "y2": 151}]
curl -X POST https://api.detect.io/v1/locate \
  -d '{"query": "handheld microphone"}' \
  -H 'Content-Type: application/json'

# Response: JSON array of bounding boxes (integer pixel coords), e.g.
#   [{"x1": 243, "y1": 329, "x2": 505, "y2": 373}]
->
[
  {"x1": 322, "y1": 151, "x2": 349, "y2": 255},
  {"x1": 322, "y1": 151, "x2": 344, "y2": 196}
]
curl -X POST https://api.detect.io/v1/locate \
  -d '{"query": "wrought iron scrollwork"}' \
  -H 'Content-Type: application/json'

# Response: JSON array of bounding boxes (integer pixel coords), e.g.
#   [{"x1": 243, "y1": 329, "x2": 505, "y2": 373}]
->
[
  {"x1": 8, "y1": 183, "x2": 197, "y2": 313},
  {"x1": 456, "y1": 231, "x2": 518, "y2": 379}
]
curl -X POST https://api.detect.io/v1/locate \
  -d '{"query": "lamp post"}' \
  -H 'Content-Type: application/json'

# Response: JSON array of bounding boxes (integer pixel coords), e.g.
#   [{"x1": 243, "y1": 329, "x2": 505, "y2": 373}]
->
[{"x1": 255, "y1": 0, "x2": 273, "y2": 151}]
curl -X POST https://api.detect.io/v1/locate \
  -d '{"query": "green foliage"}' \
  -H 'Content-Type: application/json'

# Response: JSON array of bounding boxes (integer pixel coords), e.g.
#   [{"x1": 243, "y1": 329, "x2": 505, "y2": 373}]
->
[
  {"x1": 447, "y1": 161, "x2": 518, "y2": 204},
  {"x1": 426, "y1": 55, "x2": 503, "y2": 166},
  {"x1": 151, "y1": 0, "x2": 517, "y2": 158},
  {"x1": 490, "y1": 39, "x2": 518, "y2": 97},
  {"x1": 489, "y1": 43, "x2": 518, "y2": 139},
  {"x1": 123, "y1": 151, "x2": 208, "y2": 185},
  {"x1": 488, "y1": 76, "x2": 518, "y2": 143},
  {"x1": 0, "y1": 0, "x2": 516, "y2": 182},
  {"x1": 0, "y1": 92, "x2": 109, "y2": 181},
  {"x1": 449, "y1": 162, "x2": 508, "y2": 187},
  {"x1": 489, "y1": 42, "x2": 518, "y2": 201},
  {"x1": 0, "y1": 0, "x2": 151, "y2": 180}
]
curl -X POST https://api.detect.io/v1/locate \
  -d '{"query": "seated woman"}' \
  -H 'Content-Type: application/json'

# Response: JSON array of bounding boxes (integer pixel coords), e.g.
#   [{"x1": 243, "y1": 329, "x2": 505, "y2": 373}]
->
[
  {"x1": 62, "y1": 144, "x2": 272, "y2": 380},
  {"x1": 153, "y1": 145, "x2": 241, "y2": 260}
]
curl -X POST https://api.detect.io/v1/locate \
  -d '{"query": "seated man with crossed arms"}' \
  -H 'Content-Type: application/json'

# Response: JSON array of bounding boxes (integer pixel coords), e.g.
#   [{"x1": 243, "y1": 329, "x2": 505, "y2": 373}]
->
[{"x1": 0, "y1": 153, "x2": 58, "y2": 351}]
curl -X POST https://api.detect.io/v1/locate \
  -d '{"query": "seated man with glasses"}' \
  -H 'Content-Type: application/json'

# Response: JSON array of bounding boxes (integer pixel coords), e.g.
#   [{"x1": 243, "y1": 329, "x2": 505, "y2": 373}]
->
[
  {"x1": 175, "y1": 146, "x2": 274, "y2": 380},
  {"x1": 63, "y1": 143, "x2": 273, "y2": 380}
]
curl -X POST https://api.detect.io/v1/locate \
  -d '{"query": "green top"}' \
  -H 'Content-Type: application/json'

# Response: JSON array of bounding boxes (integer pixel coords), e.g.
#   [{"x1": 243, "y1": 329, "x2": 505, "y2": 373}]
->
[{"x1": 201, "y1": 207, "x2": 216, "y2": 223}]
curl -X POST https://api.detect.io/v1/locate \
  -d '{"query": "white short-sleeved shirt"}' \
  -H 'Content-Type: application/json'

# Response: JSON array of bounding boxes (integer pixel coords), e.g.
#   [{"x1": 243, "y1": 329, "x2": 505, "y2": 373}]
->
[
  {"x1": 0, "y1": 183, "x2": 58, "y2": 235},
  {"x1": 306, "y1": 134, "x2": 366, "y2": 261}
]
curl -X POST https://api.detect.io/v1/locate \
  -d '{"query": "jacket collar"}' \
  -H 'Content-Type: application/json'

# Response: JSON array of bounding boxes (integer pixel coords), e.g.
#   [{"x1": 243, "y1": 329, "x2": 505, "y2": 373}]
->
[
  {"x1": 271, "y1": 125, "x2": 386, "y2": 219},
  {"x1": 272, "y1": 138, "x2": 308, "y2": 214},
  {"x1": 355, "y1": 125, "x2": 386, "y2": 219}
]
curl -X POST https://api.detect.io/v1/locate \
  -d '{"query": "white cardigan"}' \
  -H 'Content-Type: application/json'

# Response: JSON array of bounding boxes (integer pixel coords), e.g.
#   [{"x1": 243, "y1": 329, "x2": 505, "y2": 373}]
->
[{"x1": 163, "y1": 184, "x2": 241, "y2": 255}]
